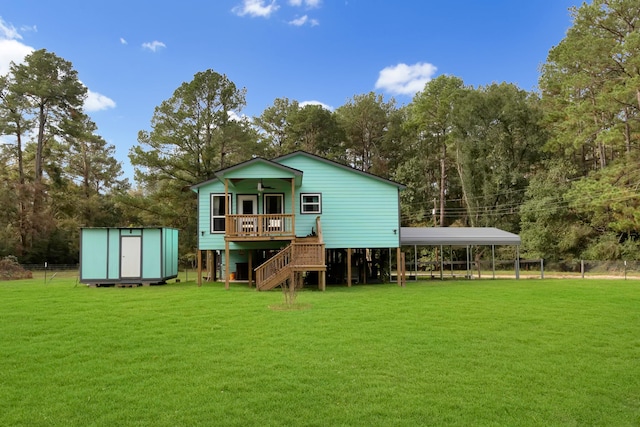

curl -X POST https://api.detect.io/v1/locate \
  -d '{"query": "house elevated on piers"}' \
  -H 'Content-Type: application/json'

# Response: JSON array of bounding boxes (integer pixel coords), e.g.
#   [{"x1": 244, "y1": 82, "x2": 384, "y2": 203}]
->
[{"x1": 190, "y1": 151, "x2": 405, "y2": 290}]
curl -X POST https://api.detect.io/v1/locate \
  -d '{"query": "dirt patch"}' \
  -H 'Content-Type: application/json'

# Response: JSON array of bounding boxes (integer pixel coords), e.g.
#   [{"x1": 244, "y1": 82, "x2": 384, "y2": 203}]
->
[{"x1": 269, "y1": 303, "x2": 312, "y2": 311}]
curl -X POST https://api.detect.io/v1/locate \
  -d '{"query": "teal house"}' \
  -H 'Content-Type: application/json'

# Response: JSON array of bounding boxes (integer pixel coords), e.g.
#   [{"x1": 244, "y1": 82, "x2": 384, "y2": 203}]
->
[
  {"x1": 80, "y1": 227, "x2": 179, "y2": 286},
  {"x1": 190, "y1": 151, "x2": 405, "y2": 290}
]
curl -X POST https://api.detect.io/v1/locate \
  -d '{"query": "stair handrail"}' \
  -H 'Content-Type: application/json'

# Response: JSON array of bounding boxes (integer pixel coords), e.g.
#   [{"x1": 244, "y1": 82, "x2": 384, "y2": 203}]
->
[{"x1": 255, "y1": 244, "x2": 294, "y2": 288}]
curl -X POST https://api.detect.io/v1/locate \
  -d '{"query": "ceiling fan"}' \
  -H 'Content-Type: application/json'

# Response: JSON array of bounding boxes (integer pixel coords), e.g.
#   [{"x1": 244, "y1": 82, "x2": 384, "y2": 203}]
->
[{"x1": 257, "y1": 179, "x2": 274, "y2": 192}]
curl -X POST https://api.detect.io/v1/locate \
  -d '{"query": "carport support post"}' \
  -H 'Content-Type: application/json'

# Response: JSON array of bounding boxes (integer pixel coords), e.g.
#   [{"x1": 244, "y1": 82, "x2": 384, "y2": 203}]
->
[
  {"x1": 466, "y1": 245, "x2": 470, "y2": 279},
  {"x1": 450, "y1": 246, "x2": 453, "y2": 277},
  {"x1": 414, "y1": 245, "x2": 418, "y2": 281},
  {"x1": 492, "y1": 245, "x2": 496, "y2": 279},
  {"x1": 440, "y1": 245, "x2": 444, "y2": 280}
]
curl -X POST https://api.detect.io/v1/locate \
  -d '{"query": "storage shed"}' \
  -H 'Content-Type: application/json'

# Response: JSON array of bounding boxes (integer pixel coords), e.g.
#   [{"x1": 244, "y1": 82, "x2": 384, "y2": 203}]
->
[{"x1": 80, "y1": 227, "x2": 179, "y2": 286}]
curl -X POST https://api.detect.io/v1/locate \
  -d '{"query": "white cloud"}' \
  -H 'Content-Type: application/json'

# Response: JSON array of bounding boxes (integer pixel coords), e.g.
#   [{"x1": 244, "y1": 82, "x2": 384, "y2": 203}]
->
[
  {"x1": 120, "y1": 37, "x2": 127, "y2": 45},
  {"x1": 289, "y1": 15, "x2": 308, "y2": 26},
  {"x1": 375, "y1": 62, "x2": 438, "y2": 96},
  {"x1": 228, "y1": 110, "x2": 251, "y2": 122},
  {"x1": 0, "y1": 18, "x2": 34, "y2": 75},
  {"x1": 232, "y1": 0, "x2": 280, "y2": 18},
  {"x1": 142, "y1": 40, "x2": 166, "y2": 52},
  {"x1": 289, "y1": 0, "x2": 321, "y2": 7},
  {"x1": 289, "y1": 14, "x2": 318, "y2": 26},
  {"x1": 300, "y1": 100, "x2": 333, "y2": 111},
  {"x1": 0, "y1": 18, "x2": 115, "y2": 114},
  {"x1": 84, "y1": 89, "x2": 116, "y2": 112},
  {"x1": 0, "y1": 39, "x2": 33, "y2": 75},
  {"x1": 0, "y1": 17, "x2": 22, "y2": 40},
  {"x1": 20, "y1": 24, "x2": 37, "y2": 34}
]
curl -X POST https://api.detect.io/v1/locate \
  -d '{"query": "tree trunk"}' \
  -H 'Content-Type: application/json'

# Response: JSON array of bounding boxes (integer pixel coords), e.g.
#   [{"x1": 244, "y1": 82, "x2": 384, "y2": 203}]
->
[
  {"x1": 454, "y1": 145, "x2": 475, "y2": 227},
  {"x1": 439, "y1": 143, "x2": 446, "y2": 227}
]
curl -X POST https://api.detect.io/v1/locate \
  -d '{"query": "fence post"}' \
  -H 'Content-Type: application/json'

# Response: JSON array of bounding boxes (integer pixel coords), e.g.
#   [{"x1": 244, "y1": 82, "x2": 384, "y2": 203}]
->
[
  {"x1": 540, "y1": 258, "x2": 544, "y2": 279},
  {"x1": 581, "y1": 260, "x2": 585, "y2": 279}
]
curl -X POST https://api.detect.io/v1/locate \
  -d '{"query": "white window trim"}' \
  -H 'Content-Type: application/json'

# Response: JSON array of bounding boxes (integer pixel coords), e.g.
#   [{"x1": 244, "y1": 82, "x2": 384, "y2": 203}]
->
[
  {"x1": 210, "y1": 193, "x2": 231, "y2": 234},
  {"x1": 301, "y1": 193, "x2": 322, "y2": 214}
]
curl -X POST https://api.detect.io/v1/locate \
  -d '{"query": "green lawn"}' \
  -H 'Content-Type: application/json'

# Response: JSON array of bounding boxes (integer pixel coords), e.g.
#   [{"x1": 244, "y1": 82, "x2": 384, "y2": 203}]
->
[{"x1": 1, "y1": 278, "x2": 639, "y2": 426}]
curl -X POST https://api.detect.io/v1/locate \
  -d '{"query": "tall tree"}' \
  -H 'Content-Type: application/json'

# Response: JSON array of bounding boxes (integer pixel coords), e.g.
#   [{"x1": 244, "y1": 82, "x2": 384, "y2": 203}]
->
[
  {"x1": 520, "y1": 160, "x2": 585, "y2": 262},
  {"x1": 131, "y1": 69, "x2": 254, "y2": 186},
  {"x1": 407, "y1": 75, "x2": 465, "y2": 226},
  {"x1": 287, "y1": 104, "x2": 344, "y2": 160},
  {"x1": 254, "y1": 97, "x2": 299, "y2": 157},
  {"x1": 454, "y1": 83, "x2": 545, "y2": 230},
  {"x1": 0, "y1": 74, "x2": 32, "y2": 254},
  {"x1": 129, "y1": 69, "x2": 258, "y2": 253},
  {"x1": 335, "y1": 92, "x2": 396, "y2": 174},
  {"x1": 540, "y1": 0, "x2": 640, "y2": 172},
  {"x1": 0, "y1": 49, "x2": 89, "y2": 261},
  {"x1": 8, "y1": 49, "x2": 86, "y2": 207}
]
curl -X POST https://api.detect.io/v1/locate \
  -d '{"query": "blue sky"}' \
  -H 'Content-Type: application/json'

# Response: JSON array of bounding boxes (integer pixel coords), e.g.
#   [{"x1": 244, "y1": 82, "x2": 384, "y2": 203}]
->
[{"x1": 1, "y1": 0, "x2": 576, "y2": 183}]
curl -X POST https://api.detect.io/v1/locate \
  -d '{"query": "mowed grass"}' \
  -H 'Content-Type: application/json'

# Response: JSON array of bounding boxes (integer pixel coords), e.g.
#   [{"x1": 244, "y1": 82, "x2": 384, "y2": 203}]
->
[{"x1": 1, "y1": 278, "x2": 639, "y2": 426}]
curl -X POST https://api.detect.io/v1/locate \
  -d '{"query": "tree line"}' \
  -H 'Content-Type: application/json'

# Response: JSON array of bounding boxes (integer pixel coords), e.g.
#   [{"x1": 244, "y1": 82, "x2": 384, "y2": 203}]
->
[{"x1": 1, "y1": 0, "x2": 638, "y2": 264}]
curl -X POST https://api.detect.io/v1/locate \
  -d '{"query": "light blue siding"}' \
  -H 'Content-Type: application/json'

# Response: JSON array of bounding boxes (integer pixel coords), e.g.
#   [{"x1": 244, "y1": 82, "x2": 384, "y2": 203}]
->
[
  {"x1": 163, "y1": 228, "x2": 179, "y2": 277},
  {"x1": 279, "y1": 154, "x2": 401, "y2": 248},
  {"x1": 79, "y1": 227, "x2": 179, "y2": 284},
  {"x1": 194, "y1": 152, "x2": 402, "y2": 250},
  {"x1": 107, "y1": 228, "x2": 120, "y2": 279},
  {"x1": 81, "y1": 229, "x2": 108, "y2": 280},
  {"x1": 142, "y1": 229, "x2": 162, "y2": 278}
]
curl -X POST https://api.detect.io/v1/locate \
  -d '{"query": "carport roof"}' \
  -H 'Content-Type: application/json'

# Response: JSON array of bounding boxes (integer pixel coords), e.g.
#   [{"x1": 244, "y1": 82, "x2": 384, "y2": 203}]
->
[{"x1": 400, "y1": 227, "x2": 521, "y2": 246}]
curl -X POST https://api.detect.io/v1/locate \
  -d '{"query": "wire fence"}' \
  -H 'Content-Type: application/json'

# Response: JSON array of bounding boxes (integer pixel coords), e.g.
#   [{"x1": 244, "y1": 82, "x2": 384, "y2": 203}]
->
[
  {"x1": 12, "y1": 261, "x2": 640, "y2": 282},
  {"x1": 402, "y1": 259, "x2": 640, "y2": 280}
]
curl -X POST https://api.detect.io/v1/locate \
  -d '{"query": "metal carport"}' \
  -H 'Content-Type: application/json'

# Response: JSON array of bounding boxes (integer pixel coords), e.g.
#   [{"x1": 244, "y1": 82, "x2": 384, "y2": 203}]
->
[{"x1": 400, "y1": 227, "x2": 521, "y2": 280}]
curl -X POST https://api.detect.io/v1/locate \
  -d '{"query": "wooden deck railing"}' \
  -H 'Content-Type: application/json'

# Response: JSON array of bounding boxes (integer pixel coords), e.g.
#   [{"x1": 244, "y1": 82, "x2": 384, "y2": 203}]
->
[
  {"x1": 255, "y1": 241, "x2": 326, "y2": 290},
  {"x1": 226, "y1": 214, "x2": 294, "y2": 239},
  {"x1": 255, "y1": 244, "x2": 293, "y2": 290},
  {"x1": 292, "y1": 242, "x2": 325, "y2": 268}
]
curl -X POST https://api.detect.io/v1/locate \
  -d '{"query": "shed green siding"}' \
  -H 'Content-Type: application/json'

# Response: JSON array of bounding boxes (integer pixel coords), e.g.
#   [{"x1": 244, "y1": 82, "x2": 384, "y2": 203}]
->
[
  {"x1": 80, "y1": 227, "x2": 179, "y2": 285},
  {"x1": 107, "y1": 229, "x2": 120, "y2": 279},
  {"x1": 81, "y1": 228, "x2": 109, "y2": 280}
]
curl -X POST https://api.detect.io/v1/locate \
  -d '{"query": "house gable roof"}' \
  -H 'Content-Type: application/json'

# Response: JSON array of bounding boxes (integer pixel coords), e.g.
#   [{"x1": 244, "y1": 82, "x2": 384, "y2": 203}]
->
[
  {"x1": 273, "y1": 151, "x2": 406, "y2": 189},
  {"x1": 190, "y1": 157, "x2": 303, "y2": 191}
]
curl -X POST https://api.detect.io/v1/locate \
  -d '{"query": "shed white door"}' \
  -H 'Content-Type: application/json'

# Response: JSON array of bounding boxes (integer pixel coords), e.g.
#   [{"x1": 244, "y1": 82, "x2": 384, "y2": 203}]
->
[{"x1": 121, "y1": 236, "x2": 141, "y2": 278}]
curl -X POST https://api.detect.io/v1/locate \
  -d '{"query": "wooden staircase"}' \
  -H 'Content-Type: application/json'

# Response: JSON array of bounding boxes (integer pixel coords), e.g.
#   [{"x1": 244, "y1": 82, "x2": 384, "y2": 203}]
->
[{"x1": 255, "y1": 217, "x2": 326, "y2": 291}]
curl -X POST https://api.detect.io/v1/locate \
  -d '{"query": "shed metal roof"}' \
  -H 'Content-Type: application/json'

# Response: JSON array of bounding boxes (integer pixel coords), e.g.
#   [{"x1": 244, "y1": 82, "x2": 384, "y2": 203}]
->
[{"x1": 400, "y1": 227, "x2": 521, "y2": 246}]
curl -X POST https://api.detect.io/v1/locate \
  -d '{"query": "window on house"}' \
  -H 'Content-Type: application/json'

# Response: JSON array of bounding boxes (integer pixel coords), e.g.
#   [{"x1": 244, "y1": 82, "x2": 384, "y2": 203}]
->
[
  {"x1": 301, "y1": 193, "x2": 321, "y2": 214},
  {"x1": 264, "y1": 194, "x2": 284, "y2": 215},
  {"x1": 211, "y1": 194, "x2": 231, "y2": 233}
]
